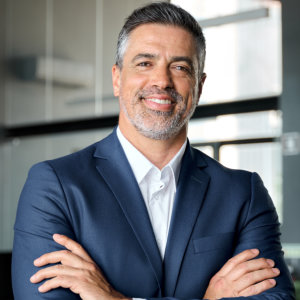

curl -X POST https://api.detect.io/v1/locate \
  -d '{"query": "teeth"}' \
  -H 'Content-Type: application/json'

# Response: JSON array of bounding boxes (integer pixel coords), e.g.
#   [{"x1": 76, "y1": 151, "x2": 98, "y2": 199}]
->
[{"x1": 146, "y1": 98, "x2": 172, "y2": 105}]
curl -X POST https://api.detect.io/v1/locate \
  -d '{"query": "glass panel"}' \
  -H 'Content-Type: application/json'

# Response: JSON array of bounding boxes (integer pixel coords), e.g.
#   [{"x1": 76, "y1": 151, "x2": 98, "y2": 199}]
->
[
  {"x1": 3, "y1": 0, "x2": 143, "y2": 126},
  {"x1": 50, "y1": 0, "x2": 99, "y2": 121},
  {"x1": 4, "y1": 0, "x2": 103, "y2": 125},
  {"x1": 188, "y1": 110, "x2": 281, "y2": 143},
  {"x1": 171, "y1": 0, "x2": 282, "y2": 104},
  {"x1": 4, "y1": 0, "x2": 48, "y2": 125},
  {"x1": 220, "y1": 142, "x2": 282, "y2": 220},
  {"x1": 0, "y1": 128, "x2": 112, "y2": 250}
]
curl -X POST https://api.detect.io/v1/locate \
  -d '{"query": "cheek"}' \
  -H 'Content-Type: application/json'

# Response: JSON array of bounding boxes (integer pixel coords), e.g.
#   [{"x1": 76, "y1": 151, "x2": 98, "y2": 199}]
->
[
  {"x1": 121, "y1": 74, "x2": 147, "y2": 97},
  {"x1": 180, "y1": 86, "x2": 198, "y2": 113},
  {"x1": 175, "y1": 77, "x2": 195, "y2": 93}
]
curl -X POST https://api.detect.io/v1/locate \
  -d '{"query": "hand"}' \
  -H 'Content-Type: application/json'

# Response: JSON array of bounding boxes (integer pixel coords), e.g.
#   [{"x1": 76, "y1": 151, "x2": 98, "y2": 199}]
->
[
  {"x1": 203, "y1": 249, "x2": 280, "y2": 299},
  {"x1": 30, "y1": 234, "x2": 129, "y2": 300}
]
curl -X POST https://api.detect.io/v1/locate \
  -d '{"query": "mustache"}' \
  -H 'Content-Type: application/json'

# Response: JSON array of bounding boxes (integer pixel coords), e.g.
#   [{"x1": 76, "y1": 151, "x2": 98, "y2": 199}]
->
[{"x1": 137, "y1": 87, "x2": 183, "y2": 103}]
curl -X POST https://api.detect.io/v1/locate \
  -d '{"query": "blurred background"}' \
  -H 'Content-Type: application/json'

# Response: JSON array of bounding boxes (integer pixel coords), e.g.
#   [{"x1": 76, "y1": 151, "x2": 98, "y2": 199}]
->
[{"x1": 0, "y1": 0, "x2": 299, "y2": 299}]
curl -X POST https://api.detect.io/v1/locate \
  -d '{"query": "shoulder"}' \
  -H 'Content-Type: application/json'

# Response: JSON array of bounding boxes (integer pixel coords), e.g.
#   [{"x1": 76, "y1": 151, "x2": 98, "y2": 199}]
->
[
  {"x1": 189, "y1": 146, "x2": 268, "y2": 201},
  {"x1": 191, "y1": 146, "x2": 272, "y2": 206},
  {"x1": 191, "y1": 146, "x2": 252, "y2": 181},
  {"x1": 29, "y1": 131, "x2": 115, "y2": 176}
]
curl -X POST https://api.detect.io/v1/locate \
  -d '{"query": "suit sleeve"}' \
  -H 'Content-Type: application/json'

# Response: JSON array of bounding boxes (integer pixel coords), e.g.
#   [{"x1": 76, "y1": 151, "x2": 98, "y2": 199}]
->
[
  {"x1": 148, "y1": 173, "x2": 295, "y2": 300},
  {"x1": 12, "y1": 161, "x2": 80, "y2": 300}
]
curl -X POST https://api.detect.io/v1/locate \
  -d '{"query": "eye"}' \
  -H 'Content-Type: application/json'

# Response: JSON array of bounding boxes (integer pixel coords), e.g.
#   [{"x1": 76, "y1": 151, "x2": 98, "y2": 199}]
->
[
  {"x1": 173, "y1": 65, "x2": 191, "y2": 74},
  {"x1": 137, "y1": 61, "x2": 151, "y2": 67}
]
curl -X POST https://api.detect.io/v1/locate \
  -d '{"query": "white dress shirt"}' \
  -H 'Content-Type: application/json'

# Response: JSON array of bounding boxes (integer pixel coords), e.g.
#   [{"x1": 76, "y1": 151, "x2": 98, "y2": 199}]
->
[{"x1": 117, "y1": 127, "x2": 186, "y2": 258}]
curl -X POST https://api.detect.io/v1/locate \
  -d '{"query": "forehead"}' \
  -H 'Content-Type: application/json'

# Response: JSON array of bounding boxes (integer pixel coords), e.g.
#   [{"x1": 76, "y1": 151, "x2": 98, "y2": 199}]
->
[{"x1": 124, "y1": 23, "x2": 198, "y2": 60}]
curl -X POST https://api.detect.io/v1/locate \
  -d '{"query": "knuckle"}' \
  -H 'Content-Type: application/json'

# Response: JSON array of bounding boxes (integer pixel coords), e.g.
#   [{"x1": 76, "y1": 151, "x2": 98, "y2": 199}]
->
[
  {"x1": 248, "y1": 285, "x2": 257, "y2": 294},
  {"x1": 262, "y1": 268, "x2": 273, "y2": 277},
  {"x1": 226, "y1": 258, "x2": 235, "y2": 268},
  {"x1": 227, "y1": 256, "x2": 235, "y2": 264},
  {"x1": 82, "y1": 269, "x2": 92, "y2": 278},
  {"x1": 209, "y1": 274, "x2": 219, "y2": 284},
  {"x1": 76, "y1": 243, "x2": 83, "y2": 251},
  {"x1": 255, "y1": 279, "x2": 276, "y2": 294},
  {"x1": 56, "y1": 264, "x2": 65, "y2": 271},
  {"x1": 56, "y1": 274, "x2": 65, "y2": 281},
  {"x1": 215, "y1": 277, "x2": 227, "y2": 289},
  {"x1": 243, "y1": 285, "x2": 257, "y2": 296},
  {"x1": 65, "y1": 240, "x2": 73, "y2": 249},
  {"x1": 240, "y1": 249, "x2": 252, "y2": 258},
  {"x1": 247, "y1": 249, "x2": 258, "y2": 257},
  {"x1": 263, "y1": 279, "x2": 272, "y2": 288},
  {"x1": 80, "y1": 269, "x2": 94, "y2": 282},
  {"x1": 261, "y1": 257, "x2": 268, "y2": 263},
  {"x1": 61, "y1": 250, "x2": 70, "y2": 256},
  {"x1": 243, "y1": 273, "x2": 253, "y2": 283},
  {"x1": 87, "y1": 262, "x2": 97, "y2": 272},
  {"x1": 214, "y1": 277, "x2": 238, "y2": 297},
  {"x1": 245, "y1": 249, "x2": 257, "y2": 258},
  {"x1": 259, "y1": 258, "x2": 269, "y2": 266},
  {"x1": 239, "y1": 262, "x2": 250, "y2": 272}
]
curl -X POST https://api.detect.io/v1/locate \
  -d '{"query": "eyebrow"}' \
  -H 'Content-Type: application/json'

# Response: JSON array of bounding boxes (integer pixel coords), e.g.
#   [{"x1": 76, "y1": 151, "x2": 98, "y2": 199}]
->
[
  {"x1": 132, "y1": 53, "x2": 193, "y2": 67},
  {"x1": 131, "y1": 53, "x2": 195, "y2": 72},
  {"x1": 131, "y1": 53, "x2": 157, "y2": 63}
]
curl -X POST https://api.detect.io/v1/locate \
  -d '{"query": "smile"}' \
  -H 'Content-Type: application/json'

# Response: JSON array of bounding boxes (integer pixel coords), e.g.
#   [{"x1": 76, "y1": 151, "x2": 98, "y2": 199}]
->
[{"x1": 145, "y1": 98, "x2": 172, "y2": 105}]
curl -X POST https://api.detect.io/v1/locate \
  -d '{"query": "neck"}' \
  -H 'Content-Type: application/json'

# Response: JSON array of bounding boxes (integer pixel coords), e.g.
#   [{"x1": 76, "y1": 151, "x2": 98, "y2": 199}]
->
[{"x1": 119, "y1": 117, "x2": 187, "y2": 170}]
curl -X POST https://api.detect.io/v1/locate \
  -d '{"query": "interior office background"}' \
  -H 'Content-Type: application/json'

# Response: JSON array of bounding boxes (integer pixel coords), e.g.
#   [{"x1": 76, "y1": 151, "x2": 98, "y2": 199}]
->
[{"x1": 0, "y1": 0, "x2": 299, "y2": 299}]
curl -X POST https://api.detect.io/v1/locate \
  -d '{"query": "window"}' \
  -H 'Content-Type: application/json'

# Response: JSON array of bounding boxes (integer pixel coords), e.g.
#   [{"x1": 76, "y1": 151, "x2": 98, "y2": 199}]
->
[
  {"x1": 172, "y1": 0, "x2": 283, "y2": 216},
  {"x1": 172, "y1": 0, "x2": 282, "y2": 103}
]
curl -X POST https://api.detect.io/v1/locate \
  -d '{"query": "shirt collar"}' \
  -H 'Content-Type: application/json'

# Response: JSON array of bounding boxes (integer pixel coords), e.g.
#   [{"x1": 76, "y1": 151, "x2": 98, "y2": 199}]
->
[{"x1": 117, "y1": 127, "x2": 186, "y2": 185}]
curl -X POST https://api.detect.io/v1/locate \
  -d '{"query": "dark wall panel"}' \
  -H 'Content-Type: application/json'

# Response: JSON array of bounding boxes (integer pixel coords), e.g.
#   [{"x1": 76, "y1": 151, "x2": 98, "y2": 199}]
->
[{"x1": 281, "y1": 0, "x2": 300, "y2": 243}]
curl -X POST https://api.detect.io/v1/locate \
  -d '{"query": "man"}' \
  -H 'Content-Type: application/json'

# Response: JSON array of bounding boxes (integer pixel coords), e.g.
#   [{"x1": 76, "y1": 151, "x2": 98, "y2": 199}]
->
[{"x1": 12, "y1": 2, "x2": 295, "y2": 300}]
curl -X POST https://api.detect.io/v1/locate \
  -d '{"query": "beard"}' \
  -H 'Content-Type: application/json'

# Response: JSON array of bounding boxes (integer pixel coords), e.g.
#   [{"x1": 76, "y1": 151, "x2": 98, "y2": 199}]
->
[{"x1": 120, "y1": 86, "x2": 198, "y2": 140}]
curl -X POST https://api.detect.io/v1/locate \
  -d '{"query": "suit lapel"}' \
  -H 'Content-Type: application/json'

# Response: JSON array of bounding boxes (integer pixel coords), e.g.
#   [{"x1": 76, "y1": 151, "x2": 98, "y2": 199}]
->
[
  {"x1": 93, "y1": 131, "x2": 163, "y2": 289},
  {"x1": 163, "y1": 145, "x2": 210, "y2": 296}
]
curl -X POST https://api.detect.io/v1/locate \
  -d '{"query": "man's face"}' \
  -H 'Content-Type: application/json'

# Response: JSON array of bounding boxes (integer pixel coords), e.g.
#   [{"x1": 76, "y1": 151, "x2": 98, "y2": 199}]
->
[{"x1": 112, "y1": 24, "x2": 205, "y2": 140}]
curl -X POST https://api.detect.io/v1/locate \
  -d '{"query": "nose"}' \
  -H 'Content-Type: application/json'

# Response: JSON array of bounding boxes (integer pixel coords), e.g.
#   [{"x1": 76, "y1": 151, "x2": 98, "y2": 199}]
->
[{"x1": 150, "y1": 65, "x2": 174, "y2": 89}]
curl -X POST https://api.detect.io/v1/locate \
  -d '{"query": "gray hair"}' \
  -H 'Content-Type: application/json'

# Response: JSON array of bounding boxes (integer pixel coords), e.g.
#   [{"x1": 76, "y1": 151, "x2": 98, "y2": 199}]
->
[{"x1": 116, "y1": 1, "x2": 206, "y2": 76}]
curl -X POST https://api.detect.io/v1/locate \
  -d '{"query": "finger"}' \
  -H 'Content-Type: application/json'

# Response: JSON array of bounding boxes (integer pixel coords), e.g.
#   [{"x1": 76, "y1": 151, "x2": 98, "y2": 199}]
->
[
  {"x1": 53, "y1": 234, "x2": 93, "y2": 263},
  {"x1": 235, "y1": 267, "x2": 280, "y2": 292},
  {"x1": 34, "y1": 249, "x2": 93, "y2": 270},
  {"x1": 217, "y1": 249, "x2": 259, "y2": 277},
  {"x1": 226, "y1": 257, "x2": 275, "y2": 281},
  {"x1": 37, "y1": 275, "x2": 79, "y2": 294},
  {"x1": 37, "y1": 274, "x2": 111, "y2": 296},
  {"x1": 239, "y1": 279, "x2": 277, "y2": 297},
  {"x1": 30, "y1": 264, "x2": 78, "y2": 283}
]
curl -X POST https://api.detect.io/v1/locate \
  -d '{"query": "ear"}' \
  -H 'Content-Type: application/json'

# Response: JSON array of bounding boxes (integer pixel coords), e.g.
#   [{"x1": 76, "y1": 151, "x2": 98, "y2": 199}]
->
[
  {"x1": 112, "y1": 64, "x2": 121, "y2": 97},
  {"x1": 197, "y1": 73, "x2": 207, "y2": 99}
]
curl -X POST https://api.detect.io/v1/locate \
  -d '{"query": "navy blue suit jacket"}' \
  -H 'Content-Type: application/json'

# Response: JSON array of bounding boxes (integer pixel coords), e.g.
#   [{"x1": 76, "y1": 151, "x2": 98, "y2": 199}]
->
[{"x1": 12, "y1": 130, "x2": 295, "y2": 299}]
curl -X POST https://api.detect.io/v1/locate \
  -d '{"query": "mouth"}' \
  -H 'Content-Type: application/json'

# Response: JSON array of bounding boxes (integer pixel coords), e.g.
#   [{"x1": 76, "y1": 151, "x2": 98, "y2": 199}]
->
[
  {"x1": 145, "y1": 98, "x2": 172, "y2": 105},
  {"x1": 142, "y1": 96, "x2": 174, "y2": 112}
]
